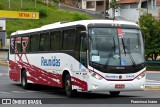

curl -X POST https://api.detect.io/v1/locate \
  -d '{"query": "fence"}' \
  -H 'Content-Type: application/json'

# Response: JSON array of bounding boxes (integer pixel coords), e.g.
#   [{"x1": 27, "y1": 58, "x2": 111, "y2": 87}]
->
[{"x1": 146, "y1": 61, "x2": 160, "y2": 70}]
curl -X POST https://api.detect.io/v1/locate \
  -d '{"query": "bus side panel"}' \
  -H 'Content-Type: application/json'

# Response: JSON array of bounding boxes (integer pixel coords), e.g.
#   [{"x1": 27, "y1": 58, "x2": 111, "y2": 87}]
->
[
  {"x1": 18, "y1": 60, "x2": 63, "y2": 88},
  {"x1": 9, "y1": 53, "x2": 89, "y2": 91},
  {"x1": 9, "y1": 60, "x2": 21, "y2": 82}
]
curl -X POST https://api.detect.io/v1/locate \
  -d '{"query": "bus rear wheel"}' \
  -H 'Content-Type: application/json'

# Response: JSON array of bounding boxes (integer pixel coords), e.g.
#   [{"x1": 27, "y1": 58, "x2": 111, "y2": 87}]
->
[
  {"x1": 64, "y1": 74, "x2": 77, "y2": 97},
  {"x1": 109, "y1": 91, "x2": 120, "y2": 96},
  {"x1": 21, "y1": 70, "x2": 29, "y2": 89}
]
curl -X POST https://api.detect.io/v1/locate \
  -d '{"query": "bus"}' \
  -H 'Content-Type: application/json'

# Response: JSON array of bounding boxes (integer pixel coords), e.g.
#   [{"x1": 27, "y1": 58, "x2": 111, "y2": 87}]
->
[{"x1": 9, "y1": 20, "x2": 146, "y2": 97}]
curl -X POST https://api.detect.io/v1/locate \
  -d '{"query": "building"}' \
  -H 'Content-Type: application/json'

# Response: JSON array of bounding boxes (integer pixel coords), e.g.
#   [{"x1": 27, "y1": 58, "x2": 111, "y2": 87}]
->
[
  {"x1": 62, "y1": 0, "x2": 120, "y2": 18},
  {"x1": 118, "y1": 0, "x2": 160, "y2": 22},
  {"x1": 0, "y1": 20, "x2": 6, "y2": 49},
  {"x1": 63, "y1": 0, "x2": 111, "y2": 11}
]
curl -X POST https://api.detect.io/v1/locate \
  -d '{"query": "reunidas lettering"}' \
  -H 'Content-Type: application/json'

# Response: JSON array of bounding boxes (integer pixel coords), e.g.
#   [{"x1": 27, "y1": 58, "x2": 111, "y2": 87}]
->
[{"x1": 41, "y1": 56, "x2": 60, "y2": 66}]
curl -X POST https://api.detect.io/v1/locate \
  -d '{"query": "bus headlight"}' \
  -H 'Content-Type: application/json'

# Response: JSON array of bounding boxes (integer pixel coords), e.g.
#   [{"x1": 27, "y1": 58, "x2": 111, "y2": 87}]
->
[
  {"x1": 89, "y1": 70, "x2": 103, "y2": 80},
  {"x1": 136, "y1": 72, "x2": 145, "y2": 80}
]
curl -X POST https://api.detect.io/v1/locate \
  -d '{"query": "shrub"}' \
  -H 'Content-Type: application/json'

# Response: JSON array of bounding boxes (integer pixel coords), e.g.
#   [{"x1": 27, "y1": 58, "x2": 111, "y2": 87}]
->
[
  {"x1": 0, "y1": 3, "x2": 3, "y2": 9},
  {"x1": 72, "y1": 12, "x2": 90, "y2": 21},
  {"x1": 139, "y1": 13, "x2": 160, "y2": 60},
  {"x1": 39, "y1": 9, "x2": 47, "y2": 18}
]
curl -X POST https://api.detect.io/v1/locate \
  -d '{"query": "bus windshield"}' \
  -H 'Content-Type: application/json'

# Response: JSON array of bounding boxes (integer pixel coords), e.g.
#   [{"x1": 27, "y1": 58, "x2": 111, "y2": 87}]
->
[{"x1": 89, "y1": 28, "x2": 145, "y2": 67}]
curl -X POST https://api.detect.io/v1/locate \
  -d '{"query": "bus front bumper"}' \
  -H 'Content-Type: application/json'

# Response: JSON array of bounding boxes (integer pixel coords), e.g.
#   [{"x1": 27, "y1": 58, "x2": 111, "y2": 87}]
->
[{"x1": 87, "y1": 76, "x2": 146, "y2": 92}]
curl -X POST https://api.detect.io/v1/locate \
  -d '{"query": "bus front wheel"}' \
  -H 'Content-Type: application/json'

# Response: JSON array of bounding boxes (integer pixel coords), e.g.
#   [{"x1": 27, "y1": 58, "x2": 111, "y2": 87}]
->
[
  {"x1": 21, "y1": 70, "x2": 29, "y2": 89},
  {"x1": 109, "y1": 91, "x2": 120, "y2": 96},
  {"x1": 64, "y1": 74, "x2": 77, "y2": 97}
]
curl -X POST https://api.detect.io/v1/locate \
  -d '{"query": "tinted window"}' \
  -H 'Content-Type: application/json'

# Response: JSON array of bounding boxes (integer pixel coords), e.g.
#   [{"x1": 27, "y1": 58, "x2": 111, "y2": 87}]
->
[
  {"x1": 76, "y1": 27, "x2": 86, "y2": 51},
  {"x1": 22, "y1": 36, "x2": 30, "y2": 53},
  {"x1": 75, "y1": 27, "x2": 86, "y2": 61},
  {"x1": 50, "y1": 31, "x2": 61, "y2": 51},
  {"x1": 10, "y1": 37, "x2": 15, "y2": 54},
  {"x1": 30, "y1": 34, "x2": 39, "y2": 52},
  {"x1": 40, "y1": 33, "x2": 50, "y2": 51},
  {"x1": 15, "y1": 37, "x2": 21, "y2": 53},
  {"x1": 63, "y1": 29, "x2": 75, "y2": 50}
]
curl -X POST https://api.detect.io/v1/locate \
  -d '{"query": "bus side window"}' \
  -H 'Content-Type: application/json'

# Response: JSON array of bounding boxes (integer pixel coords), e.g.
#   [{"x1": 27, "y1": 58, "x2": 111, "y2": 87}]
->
[
  {"x1": 22, "y1": 36, "x2": 30, "y2": 53},
  {"x1": 75, "y1": 27, "x2": 86, "y2": 61},
  {"x1": 63, "y1": 29, "x2": 75, "y2": 50},
  {"x1": 50, "y1": 31, "x2": 62, "y2": 51},
  {"x1": 15, "y1": 37, "x2": 21, "y2": 53},
  {"x1": 10, "y1": 37, "x2": 15, "y2": 54},
  {"x1": 80, "y1": 36, "x2": 87, "y2": 67},
  {"x1": 40, "y1": 32, "x2": 50, "y2": 52},
  {"x1": 30, "y1": 34, "x2": 40, "y2": 52}
]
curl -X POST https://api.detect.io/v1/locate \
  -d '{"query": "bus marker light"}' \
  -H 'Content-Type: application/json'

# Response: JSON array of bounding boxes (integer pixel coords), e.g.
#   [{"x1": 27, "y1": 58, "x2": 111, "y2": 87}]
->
[
  {"x1": 92, "y1": 85, "x2": 98, "y2": 89},
  {"x1": 140, "y1": 85, "x2": 145, "y2": 89}
]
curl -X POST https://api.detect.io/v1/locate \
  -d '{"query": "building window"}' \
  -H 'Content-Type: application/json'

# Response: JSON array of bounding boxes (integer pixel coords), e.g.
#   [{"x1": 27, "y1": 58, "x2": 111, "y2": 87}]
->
[
  {"x1": 130, "y1": 4, "x2": 138, "y2": 9},
  {"x1": 120, "y1": 4, "x2": 129, "y2": 9},
  {"x1": 141, "y1": 1, "x2": 148, "y2": 8},
  {"x1": 97, "y1": 1, "x2": 103, "y2": 6},
  {"x1": 86, "y1": 1, "x2": 95, "y2": 8},
  {"x1": 50, "y1": 31, "x2": 62, "y2": 51},
  {"x1": 40, "y1": 32, "x2": 50, "y2": 51}
]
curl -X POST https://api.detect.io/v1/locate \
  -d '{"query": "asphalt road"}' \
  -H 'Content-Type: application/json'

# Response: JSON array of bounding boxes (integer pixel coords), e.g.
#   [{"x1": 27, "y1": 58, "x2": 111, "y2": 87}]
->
[{"x1": 0, "y1": 65, "x2": 160, "y2": 107}]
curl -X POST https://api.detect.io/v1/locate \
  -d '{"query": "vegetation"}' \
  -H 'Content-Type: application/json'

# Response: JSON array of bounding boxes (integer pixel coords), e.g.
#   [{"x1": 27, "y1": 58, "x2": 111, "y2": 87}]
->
[
  {"x1": 0, "y1": 0, "x2": 91, "y2": 38},
  {"x1": 139, "y1": 13, "x2": 160, "y2": 61},
  {"x1": 109, "y1": 0, "x2": 119, "y2": 19}
]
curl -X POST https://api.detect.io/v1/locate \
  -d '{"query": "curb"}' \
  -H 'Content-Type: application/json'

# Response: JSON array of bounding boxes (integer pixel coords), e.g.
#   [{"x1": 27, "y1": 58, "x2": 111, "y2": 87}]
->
[
  {"x1": 145, "y1": 86, "x2": 160, "y2": 90},
  {"x1": 0, "y1": 61, "x2": 9, "y2": 66}
]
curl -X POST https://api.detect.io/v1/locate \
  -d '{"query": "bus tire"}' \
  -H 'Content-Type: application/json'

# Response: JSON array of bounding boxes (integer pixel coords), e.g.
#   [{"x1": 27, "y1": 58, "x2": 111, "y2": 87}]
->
[
  {"x1": 109, "y1": 91, "x2": 120, "y2": 96},
  {"x1": 64, "y1": 74, "x2": 77, "y2": 97},
  {"x1": 21, "y1": 70, "x2": 29, "y2": 89}
]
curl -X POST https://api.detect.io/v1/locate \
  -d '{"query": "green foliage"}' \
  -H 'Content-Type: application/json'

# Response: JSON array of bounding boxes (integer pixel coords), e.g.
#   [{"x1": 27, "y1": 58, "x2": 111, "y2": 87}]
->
[
  {"x1": 109, "y1": 0, "x2": 119, "y2": 19},
  {"x1": 0, "y1": 2, "x2": 3, "y2": 9},
  {"x1": 109, "y1": 0, "x2": 119, "y2": 9},
  {"x1": 38, "y1": 9, "x2": 47, "y2": 18},
  {"x1": 139, "y1": 13, "x2": 160, "y2": 60},
  {"x1": 72, "y1": 12, "x2": 91, "y2": 21},
  {"x1": 54, "y1": 0, "x2": 60, "y2": 4},
  {"x1": 0, "y1": 0, "x2": 91, "y2": 38}
]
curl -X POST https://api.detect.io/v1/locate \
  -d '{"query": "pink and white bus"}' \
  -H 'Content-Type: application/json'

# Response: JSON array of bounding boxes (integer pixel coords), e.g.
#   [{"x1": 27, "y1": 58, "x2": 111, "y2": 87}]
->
[{"x1": 9, "y1": 20, "x2": 146, "y2": 97}]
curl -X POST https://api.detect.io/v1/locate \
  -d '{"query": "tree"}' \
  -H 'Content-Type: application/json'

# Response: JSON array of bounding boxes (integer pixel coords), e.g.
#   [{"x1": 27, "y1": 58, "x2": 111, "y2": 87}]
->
[
  {"x1": 139, "y1": 13, "x2": 160, "y2": 60},
  {"x1": 109, "y1": 0, "x2": 119, "y2": 20}
]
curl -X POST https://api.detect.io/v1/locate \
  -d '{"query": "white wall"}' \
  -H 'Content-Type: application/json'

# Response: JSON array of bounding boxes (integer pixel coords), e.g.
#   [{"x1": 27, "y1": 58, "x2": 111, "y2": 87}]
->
[
  {"x1": 120, "y1": 9, "x2": 140, "y2": 22},
  {"x1": 0, "y1": 20, "x2": 6, "y2": 30},
  {"x1": 82, "y1": 0, "x2": 110, "y2": 11},
  {"x1": 82, "y1": 0, "x2": 87, "y2": 9}
]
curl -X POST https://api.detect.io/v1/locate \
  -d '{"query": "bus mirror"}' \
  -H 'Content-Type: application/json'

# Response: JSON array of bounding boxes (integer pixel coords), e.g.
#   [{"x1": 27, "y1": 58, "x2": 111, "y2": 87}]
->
[
  {"x1": 141, "y1": 30, "x2": 145, "y2": 43},
  {"x1": 80, "y1": 31, "x2": 87, "y2": 38},
  {"x1": 83, "y1": 37, "x2": 88, "y2": 50}
]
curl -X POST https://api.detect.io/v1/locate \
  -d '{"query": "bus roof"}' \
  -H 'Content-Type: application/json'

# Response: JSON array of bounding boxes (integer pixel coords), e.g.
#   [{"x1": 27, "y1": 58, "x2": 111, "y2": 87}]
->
[{"x1": 11, "y1": 20, "x2": 139, "y2": 36}]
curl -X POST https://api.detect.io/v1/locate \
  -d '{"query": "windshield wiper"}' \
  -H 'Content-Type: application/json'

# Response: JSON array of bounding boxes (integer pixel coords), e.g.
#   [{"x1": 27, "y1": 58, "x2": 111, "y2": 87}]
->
[
  {"x1": 121, "y1": 38, "x2": 136, "y2": 67},
  {"x1": 91, "y1": 61, "x2": 106, "y2": 68},
  {"x1": 121, "y1": 37, "x2": 127, "y2": 56}
]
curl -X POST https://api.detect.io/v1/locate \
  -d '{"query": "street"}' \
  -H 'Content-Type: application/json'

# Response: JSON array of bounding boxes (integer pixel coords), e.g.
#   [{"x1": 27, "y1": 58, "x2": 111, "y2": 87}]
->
[
  {"x1": 0, "y1": 65, "x2": 160, "y2": 99},
  {"x1": 0, "y1": 65, "x2": 160, "y2": 107}
]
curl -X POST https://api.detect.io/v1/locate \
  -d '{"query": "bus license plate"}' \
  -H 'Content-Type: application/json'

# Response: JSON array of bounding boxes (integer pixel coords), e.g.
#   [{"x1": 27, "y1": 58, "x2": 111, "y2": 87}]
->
[{"x1": 115, "y1": 84, "x2": 125, "y2": 89}]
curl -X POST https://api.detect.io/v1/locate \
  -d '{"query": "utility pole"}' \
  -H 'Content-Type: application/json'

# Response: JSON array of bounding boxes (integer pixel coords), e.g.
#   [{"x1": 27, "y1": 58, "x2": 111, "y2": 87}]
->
[
  {"x1": 104, "y1": 0, "x2": 106, "y2": 19},
  {"x1": 8, "y1": 0, "x2": 10, "y2": 9},
  {"x1": 35, "y1": 0, "x2": 37, "y2": 8},
  {"x1": 47, "y1": 0, "x2": 49, "y2": 7},
  {"x1": 21, "y1": 0, "x2": 23, "y2": 8}
]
